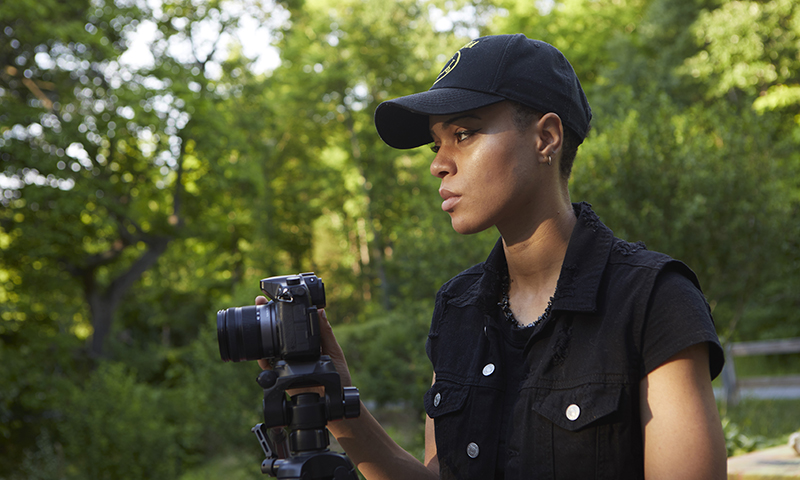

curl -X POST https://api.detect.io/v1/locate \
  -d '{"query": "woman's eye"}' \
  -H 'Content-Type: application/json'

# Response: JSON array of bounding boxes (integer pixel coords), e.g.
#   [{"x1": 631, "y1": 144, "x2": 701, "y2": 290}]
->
[
  {"x1": 455, "y1": 129, "x2": 478, "y2": 142},
  {"x1": 430, "y1": 129, "x2": 478, "y2": 152}
]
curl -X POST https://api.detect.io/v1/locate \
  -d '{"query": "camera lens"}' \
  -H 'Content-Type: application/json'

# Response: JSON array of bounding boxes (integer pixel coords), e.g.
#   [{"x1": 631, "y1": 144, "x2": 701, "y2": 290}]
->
[{"x1": 217, "y1": 303, "x2": 279, "y2": 362}]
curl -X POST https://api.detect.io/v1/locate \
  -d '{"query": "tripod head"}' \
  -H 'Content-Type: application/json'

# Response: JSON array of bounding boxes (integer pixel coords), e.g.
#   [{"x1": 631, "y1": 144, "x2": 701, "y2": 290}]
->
[{"x1": 253, "y1": 355, "x2": 360, "y2": 480}]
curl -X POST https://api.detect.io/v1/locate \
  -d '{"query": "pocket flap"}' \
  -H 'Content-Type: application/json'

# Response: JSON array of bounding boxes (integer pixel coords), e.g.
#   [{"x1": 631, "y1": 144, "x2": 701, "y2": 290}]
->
[
  {"x1": 530, "y1": 382, "x2": 623, "y2": 431},
  {"x1": 424, "y1": 380, "x2": 469, "y2": 418}
]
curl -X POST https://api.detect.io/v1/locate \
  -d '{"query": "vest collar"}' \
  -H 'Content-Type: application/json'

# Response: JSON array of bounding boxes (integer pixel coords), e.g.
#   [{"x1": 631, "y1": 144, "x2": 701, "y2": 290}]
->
[{"x1": 550, "y1": 202, "x2": 613, "y2": 313}]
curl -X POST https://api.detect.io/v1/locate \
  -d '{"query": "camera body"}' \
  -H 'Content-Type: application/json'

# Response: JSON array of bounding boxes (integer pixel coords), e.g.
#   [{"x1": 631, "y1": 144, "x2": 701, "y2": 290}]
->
[{"x1": 217, "y1": 272, "x2": 325, "y2": 363}]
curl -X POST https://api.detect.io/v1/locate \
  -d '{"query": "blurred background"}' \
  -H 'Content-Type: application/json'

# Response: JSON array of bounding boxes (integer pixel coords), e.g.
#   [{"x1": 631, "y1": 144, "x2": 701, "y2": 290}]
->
[{"x1": 1, "y1": 0, "x2": 799, "y2": 478}]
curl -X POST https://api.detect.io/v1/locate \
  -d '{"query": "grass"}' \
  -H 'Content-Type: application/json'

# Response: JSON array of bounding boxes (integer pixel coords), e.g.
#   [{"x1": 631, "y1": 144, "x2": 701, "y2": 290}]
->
[
  {"x1": 714, "y1": 351, "x2": 800, "y2": 455},
  {"x1": 179, "y1": 451, "x2": 263, "y2": 480},
  {"x1": 728, "y1": 352, "x2": 800, "y2": 378},
  {"x1": 720, "y1": 398, "x2": 800, "y2": 456}
]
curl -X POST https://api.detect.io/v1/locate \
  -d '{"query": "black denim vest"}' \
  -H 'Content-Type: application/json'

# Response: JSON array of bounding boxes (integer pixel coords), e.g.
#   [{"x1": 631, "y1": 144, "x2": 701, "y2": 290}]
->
[{"x1": 424, "y1": 203, "x2": 723, "y2": 479}]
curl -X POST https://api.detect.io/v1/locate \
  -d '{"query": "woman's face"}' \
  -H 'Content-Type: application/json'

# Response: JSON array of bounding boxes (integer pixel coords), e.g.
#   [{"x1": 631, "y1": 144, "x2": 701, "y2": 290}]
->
[{"x1": 429, "y1": 101, "x2": 545, "y2": 235}]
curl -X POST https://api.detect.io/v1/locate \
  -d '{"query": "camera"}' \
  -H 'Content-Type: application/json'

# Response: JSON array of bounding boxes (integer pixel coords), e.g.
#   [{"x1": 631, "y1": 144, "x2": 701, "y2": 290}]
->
[
  {"x1": 215, "y1": 272, "x2": 360, "y2": 479},
  {"x1": 217, "y1": 272, "x2": 325, "y2": 363}
]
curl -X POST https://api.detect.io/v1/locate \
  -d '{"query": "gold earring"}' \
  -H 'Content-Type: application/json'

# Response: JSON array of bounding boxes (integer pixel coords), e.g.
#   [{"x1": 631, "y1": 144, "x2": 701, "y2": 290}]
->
[{"x1": 547, "y1": 155, "x2": 552, "y2": 166}]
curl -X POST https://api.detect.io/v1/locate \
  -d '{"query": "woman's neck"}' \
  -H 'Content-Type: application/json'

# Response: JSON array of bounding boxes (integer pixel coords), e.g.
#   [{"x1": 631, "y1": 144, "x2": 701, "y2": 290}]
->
[{"x1": 501, "y1": 200, "x2": 576, "y2": 297}]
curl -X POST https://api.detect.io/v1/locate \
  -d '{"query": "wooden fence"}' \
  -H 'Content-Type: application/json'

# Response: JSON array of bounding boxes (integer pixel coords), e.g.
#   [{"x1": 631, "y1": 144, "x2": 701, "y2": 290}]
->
[{"x1": 720, "y1": 337, "x2": 800, "y2": 405}]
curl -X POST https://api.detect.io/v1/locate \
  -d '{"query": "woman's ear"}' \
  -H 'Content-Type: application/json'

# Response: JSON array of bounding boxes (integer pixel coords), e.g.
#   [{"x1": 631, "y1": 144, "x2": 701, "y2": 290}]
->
[{"x1": 536, "y1": 112, "x2": 564, "y2": 160}]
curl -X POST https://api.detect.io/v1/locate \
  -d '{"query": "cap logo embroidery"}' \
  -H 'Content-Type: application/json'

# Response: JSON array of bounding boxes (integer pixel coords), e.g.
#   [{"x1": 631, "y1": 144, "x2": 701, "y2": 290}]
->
[
  {"x1": 433, "y1": 51, "x2": 460, "y2": 86},
  {"x1": 432, "y1": 40, "x2": 480, "y2": 86}
]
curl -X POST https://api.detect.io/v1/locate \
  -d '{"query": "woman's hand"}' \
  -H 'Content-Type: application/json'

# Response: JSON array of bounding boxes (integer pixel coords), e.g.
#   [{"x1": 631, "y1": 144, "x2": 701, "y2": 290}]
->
[{"x1": 255, "y1": 296, "x2": 352, "y2": 388}]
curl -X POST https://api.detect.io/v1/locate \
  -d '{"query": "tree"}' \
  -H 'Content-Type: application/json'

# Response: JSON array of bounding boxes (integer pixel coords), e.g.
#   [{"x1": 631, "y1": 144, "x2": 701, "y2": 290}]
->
[
  {"x1": 262, "y1": 0, "x2": 495, "y2": 317},
  {"x1": 572, "y1": 96, "x2": 798, "y2": 340},
  {"x1": 0, "y1": 0, "x2": 281, "y2": 358},
  {"x1": 682, "y1": 0, "x2": 800, "y2": 110},
  {"x1": 0, "y1": 0, "x2": 284, "y2": 474},
  {"x1": 678, "y1": 0, "x2": 800, "y2": 339}
]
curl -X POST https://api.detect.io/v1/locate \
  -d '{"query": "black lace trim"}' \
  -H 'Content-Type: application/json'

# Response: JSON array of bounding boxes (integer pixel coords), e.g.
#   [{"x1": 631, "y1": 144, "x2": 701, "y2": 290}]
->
[{"x1": 498, "y1": 275, "x2": 555, "y2": 329}]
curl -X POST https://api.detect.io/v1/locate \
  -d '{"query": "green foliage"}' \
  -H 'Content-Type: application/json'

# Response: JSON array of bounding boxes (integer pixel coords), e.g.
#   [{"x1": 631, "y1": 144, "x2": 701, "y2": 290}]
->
[
  {"x1": 58, "y1": 362, "x2": 193, "y2": 479},
  {"x1": 722, "y1": 417, "x2": 769, "y2": 457},
  {"x1": 720, "y1": 398, "x2": 800, "y2": 456},
  {"x1": 573, "y1": 95, "x2": 800, "y2": 340},
  {"x1": 336, "y1": 302, "x2": 434, "y2": 410},
  {"x1": 3, "y1": 328, "x2": 265, "y2": 480},
  {"x1": 683, "y1": 0, "x2": 800, "y2": 102},
  {"x1": 6, "y1": 429, "x2": 67, "y2": 480},
  {"x1": 178, "y1": 451, "x2": 263, "y2": 480},
  {"x1": 0, "y1": 298, "x2": 87, "y2": 473}
]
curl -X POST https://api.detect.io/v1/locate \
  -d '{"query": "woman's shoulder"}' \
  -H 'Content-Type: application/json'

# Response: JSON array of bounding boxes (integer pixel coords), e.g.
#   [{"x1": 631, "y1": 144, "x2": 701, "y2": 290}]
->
[
  {"x1": 437, "y1": 238, "x2": 505, "y2": 299},
  {"x1": 437, "y1": 261, "x2": 487, "y2": 297},
  {"x1": 607, "y1": 236, "x2": 702, "y2": 288}
]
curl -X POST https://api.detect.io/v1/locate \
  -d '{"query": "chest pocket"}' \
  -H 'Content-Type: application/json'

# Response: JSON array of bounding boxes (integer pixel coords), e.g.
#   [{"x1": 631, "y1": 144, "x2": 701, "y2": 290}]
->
[
  {"x1": 424, "y1": 381, "x2": 488, "y2": 480},
  {"x1": 530, "y1": 381, "x2": 623, "y2": 431},
  {"x1": 507, "y1": 381, "x2": 642, "y2": 479},
  {"x1": 424, "y1": 380, "x2": 469, "y2": 418}
]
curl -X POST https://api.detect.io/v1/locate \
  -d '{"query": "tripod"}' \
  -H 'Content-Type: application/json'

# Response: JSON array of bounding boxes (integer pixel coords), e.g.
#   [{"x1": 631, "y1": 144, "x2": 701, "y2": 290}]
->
[{"x1": 253, "y1": 356, "x2": 360, "y2": 480}]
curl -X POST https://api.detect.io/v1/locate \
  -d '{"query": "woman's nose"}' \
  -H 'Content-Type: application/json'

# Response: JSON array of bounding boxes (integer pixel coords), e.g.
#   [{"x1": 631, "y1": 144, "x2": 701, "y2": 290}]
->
[{"x1": 430, "y1": 149, "x2": 454, "y2": 178}]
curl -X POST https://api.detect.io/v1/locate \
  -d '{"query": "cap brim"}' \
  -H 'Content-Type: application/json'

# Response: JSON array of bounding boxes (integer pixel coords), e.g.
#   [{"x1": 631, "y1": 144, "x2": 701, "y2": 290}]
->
[{"x1": 374, "y1": 88, "x2": 505, "y2": 149}]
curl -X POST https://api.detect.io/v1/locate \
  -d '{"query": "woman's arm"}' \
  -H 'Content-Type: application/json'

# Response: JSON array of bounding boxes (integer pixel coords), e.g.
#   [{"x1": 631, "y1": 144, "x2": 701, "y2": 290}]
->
[
  {"x1": 424, "y1": 373, "x2": 439, "y2": 472},
  {"x1": 640, "y1": 342, "x2": 727, "y2": 479},
  {"x1": 328, "y1": 403, "x2": 438, "y2": 480},
  {"x1": 255, "y1": 298, "x2": 437, "y2": 479},
  {"x1": 313, "y1": 308, "x2": 438, "y2": 480}
]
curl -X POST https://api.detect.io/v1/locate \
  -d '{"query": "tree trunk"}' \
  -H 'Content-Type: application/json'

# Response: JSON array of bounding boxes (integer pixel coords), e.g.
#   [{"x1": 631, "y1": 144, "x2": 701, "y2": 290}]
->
[{"x1": 85, "y1": 237, "x2": 170, "y2": 358}]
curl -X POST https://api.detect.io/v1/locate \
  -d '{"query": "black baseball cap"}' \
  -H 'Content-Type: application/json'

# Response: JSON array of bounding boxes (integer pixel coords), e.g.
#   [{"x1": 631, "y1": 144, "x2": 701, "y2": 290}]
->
[{"x1": 374, "y1": 34, "x2": 592, "y2": 149}]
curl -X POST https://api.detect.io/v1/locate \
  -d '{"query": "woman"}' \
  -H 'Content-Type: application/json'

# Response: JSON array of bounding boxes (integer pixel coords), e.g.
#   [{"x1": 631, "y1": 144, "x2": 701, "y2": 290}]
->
[{"x1": 264, "y1": 34, "x2": 727, "y2": 479}]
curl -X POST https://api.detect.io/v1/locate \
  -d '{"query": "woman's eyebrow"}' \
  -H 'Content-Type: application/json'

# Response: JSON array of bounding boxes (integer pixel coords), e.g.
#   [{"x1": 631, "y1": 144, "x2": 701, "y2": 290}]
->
[{"x1": 430, "y1": 113, "x2": 481, "y2": 136}]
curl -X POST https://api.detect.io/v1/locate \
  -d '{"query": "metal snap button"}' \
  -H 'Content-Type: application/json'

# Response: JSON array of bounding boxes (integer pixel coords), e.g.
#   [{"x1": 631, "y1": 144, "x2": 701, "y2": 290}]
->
[
  {"x1": 433, "y1": 392, "x2": 441, "y2": 407},
  {"x1": 466, "y1": 442, "x2": 480, "y2": 458},
  {"x1": 566, "y1": 403, "x2": 581, "y2": 421},
  {"x1": 482, "y1": 363, "x2": 495, "y2": 376}
]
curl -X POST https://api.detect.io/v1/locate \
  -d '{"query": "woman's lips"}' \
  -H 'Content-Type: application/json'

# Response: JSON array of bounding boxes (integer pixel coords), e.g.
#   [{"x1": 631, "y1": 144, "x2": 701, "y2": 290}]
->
[{"x1": 439, "y1": 188, "x2": 461, "y2": 212}]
